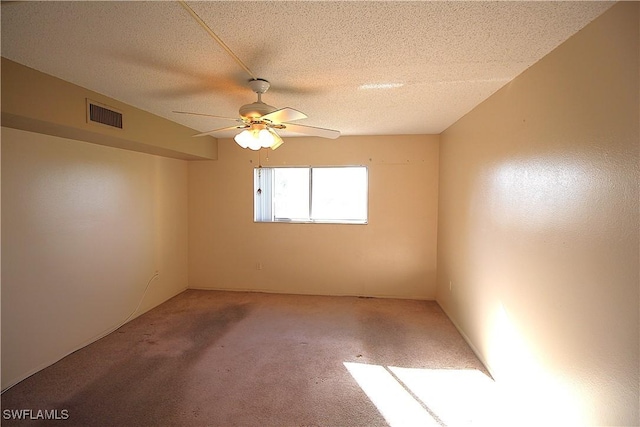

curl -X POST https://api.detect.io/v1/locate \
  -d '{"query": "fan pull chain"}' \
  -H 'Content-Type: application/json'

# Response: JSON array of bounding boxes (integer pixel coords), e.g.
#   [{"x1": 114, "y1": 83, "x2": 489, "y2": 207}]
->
[
  {"x1": 178, "y1": 1, "x2": 257, "y2": 80},
  {"x1": 256, "y1": 153, "x2": 262, "y2": 195}
]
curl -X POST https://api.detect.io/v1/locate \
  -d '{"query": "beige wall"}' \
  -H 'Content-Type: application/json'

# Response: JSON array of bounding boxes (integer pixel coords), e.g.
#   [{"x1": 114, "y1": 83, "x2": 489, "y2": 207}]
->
[
  {"x1": 189, "y1": 135, "x2": 439, "y2": 299},
  {"x1": 436, "y1": 3, "x2": 639, "y2": 425},
  {"x1": 1, "y1": 127, "x2": 189, "y2": 389}
]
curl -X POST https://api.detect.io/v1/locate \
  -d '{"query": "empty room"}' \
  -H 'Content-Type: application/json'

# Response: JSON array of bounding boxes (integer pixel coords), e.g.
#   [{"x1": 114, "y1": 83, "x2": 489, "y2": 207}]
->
[{"x1": 1, "y1": 1, "x2": 638, "y2": 426}]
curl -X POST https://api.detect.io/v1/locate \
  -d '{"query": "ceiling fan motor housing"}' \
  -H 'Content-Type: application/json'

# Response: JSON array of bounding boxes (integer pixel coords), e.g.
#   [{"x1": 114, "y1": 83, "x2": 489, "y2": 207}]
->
[
  {"x1": 239, "y1": 101, "x2": 277, "y2": 120},
  {"x1": 240, "y1": 79, "x2": 276, "y2": 119}
]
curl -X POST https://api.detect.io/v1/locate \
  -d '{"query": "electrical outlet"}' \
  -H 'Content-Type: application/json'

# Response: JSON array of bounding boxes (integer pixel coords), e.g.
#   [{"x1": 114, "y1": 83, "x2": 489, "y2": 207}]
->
[
  {"x1": 256, "y1": 262, "x2": 263, "y2": 270},
  {"x1": 449, "y1": 281, "x2": 452, "y2": 291}
]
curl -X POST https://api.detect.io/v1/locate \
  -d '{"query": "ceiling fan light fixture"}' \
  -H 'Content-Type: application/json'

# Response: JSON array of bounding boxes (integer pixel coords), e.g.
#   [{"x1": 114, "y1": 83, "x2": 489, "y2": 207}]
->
[
  {"x1": 234, "y1": 125, "x2": 282, "y2": 151},
  {"x1": 234, "y1": 129, "x2": 253, "y2": 149},
  {"x1": 247, "y1": 136, "x2": 263, "y2": 151},
  {"x1": 257, "y1": 128, "x2": 275, "y2": 148}
]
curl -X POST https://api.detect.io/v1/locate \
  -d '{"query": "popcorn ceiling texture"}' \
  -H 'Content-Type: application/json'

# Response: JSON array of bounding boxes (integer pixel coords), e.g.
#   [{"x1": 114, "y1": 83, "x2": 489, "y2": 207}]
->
[{"x1": 1, "y1": 1, "x2": 612, "y2": 136}]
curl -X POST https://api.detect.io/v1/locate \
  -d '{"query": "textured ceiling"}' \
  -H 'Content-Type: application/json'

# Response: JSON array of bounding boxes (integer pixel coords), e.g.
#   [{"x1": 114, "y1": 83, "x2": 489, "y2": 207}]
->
[{"x1": 1, "y1": 1, "x2": 612, "y2": 138}]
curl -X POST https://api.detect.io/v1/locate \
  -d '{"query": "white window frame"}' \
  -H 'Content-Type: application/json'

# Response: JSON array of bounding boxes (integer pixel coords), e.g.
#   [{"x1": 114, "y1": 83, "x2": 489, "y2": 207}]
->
[{"x1": 254, "y1": 166, "x2": 368, "y2": 224}]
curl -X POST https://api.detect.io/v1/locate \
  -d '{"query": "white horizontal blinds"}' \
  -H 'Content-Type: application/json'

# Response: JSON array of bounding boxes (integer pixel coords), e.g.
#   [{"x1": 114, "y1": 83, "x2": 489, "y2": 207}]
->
[
  {"x1": 273, "y1": 168, "x2": 310, "y2": 221},
  {"x1": 254, "y1": 167, "x2": 273, "y2": 222},
  {"x1": 311, "y1": 167, "x2": 368, "y2": 222}
]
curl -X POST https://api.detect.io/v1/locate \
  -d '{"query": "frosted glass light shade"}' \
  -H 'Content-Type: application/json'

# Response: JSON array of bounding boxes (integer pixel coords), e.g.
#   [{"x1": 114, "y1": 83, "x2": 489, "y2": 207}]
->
[
  {"x1": 234, "y1": 127, "x2": 282, "y2": 150},
  {"x1": 234, "y1": 130, "x2": 253, "y2": 148},
  {"x1": 258, "y1": 129, "x2": 275, "y2": 148}
]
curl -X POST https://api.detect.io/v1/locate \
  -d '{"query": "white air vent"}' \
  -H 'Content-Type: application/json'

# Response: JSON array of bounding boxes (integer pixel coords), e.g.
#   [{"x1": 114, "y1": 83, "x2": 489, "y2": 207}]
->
[{"x1": 86, "y1": 99, "x2": 123, "y2": 129}]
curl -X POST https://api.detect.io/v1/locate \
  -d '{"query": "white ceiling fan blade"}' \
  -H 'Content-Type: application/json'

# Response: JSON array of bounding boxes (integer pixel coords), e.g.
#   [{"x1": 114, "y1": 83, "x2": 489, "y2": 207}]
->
[
  {"x1": 194, "y1": 125, "x2": 247, "y2": 137},
  {"x1": 270, "y1": 129, "x2": 285, "y2": 150},
  {"x1": 261, "y1": 107, "x2": 308, "y2": 123},
  {"x1": 173, "y1": 110, "x2": 240, "y2": 122},
  {"x1": 283, "y1": 123, "x2": 340, "y2": 139}
]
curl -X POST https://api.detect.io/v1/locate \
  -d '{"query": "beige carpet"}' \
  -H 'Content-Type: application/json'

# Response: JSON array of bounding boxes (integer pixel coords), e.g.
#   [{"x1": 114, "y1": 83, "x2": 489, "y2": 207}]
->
[{"x1": 1, "y1": 290, "x2": 495, "y2": 426}]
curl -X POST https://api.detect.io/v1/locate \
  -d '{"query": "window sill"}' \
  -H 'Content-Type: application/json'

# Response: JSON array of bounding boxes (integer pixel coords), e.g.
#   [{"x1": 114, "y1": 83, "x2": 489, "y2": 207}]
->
[{"x1": 255, "y1": 219, "x2": 368, "y2": 225}]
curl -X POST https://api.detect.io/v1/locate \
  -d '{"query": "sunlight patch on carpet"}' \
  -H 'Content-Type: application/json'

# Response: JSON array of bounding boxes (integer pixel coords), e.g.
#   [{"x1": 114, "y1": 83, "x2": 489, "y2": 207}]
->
[
  {"x1": 343, "y1": 362, "x2": 441, "y2": 427},
  {"x1": 389, "y1": 366, "x2": 498, "y2": 426},
  {"x1": 344, "y1": 362, "x2": 499, "y2": 426}
]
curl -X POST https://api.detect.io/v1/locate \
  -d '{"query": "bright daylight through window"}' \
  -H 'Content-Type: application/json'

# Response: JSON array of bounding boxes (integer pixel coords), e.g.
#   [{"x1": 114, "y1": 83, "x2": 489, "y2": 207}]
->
[{"x1": 254, "y1": 166, "x2": 368, "y2": 224}]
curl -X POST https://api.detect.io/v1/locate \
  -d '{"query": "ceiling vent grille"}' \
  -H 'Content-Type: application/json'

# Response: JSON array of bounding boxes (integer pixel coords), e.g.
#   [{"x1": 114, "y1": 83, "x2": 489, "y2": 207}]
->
[{"x1": 86, "y1": 99, "x2": 123, "y2": 129}]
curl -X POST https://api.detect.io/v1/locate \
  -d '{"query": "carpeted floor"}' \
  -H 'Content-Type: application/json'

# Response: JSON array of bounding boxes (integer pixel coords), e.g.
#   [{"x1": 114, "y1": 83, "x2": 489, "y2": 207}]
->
[{"x1": 1, "y1": 290, "x2": 496, "y2": 426}]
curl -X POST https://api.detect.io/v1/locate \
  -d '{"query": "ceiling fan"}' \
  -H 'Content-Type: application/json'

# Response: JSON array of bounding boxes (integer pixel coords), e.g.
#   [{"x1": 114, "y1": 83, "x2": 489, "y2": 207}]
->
[
  {"x1": 174, "y1": 78, "x2": 340, "y2": 151},
  {"x1": 174, "y1": 1, "x2": 340, "y2": 151}
]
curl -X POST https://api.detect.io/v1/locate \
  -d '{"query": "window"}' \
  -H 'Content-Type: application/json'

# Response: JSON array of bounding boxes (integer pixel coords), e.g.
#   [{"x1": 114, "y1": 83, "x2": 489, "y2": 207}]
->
[{"x1": 254, "y1": 166, "x2": 368, "y2": 224}]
